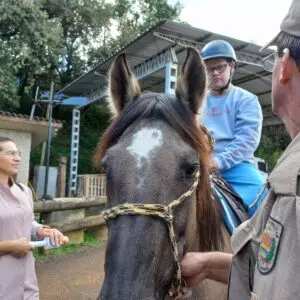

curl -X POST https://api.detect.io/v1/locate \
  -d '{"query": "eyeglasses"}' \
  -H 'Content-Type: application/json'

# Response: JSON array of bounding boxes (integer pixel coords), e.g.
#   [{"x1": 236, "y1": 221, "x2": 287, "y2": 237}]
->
[
  {"x1": 206, "y1": 63, "x2": 229, "y2": 74},
  {"x1": 261, "y1": 49, "x2": 285, "y2": 73},
  {"x1": 0, "y1": 150, "x2": 21, "y2": 158},
  {"x1": 262, "y1": 52, "x2": 276, "y2": 72}
]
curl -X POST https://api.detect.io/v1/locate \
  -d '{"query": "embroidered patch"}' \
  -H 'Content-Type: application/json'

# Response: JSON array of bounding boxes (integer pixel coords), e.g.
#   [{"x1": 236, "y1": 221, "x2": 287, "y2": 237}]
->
[{"x1": 258, "y1": 216, "x2": 283, "y2": 274}]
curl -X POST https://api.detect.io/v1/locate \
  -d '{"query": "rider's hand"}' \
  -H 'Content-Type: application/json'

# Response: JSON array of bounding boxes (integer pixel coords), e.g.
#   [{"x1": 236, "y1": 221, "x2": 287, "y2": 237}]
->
[{"x1": 11, "y1": 238, "x2": 33, "y2": 257}]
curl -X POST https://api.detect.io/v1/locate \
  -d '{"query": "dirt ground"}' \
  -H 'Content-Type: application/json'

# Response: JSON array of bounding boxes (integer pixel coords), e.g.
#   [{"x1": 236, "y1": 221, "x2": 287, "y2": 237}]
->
[{"x1": 36, "y1": 244, "x2": 106, "y2": 300}]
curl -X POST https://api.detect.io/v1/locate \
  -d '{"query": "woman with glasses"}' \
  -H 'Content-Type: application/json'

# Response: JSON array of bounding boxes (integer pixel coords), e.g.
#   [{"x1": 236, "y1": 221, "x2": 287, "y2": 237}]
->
[
  {"x1": 200, "y1": 40, "x2": 267, "y2": 220},
  {"x1": 0, "y1": 136, "x2": 69, "y2": 299}
]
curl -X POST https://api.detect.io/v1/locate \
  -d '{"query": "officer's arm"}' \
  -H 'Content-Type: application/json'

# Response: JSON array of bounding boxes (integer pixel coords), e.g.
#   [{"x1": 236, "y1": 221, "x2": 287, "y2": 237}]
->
[{"x1": 181, "y1": 252, "x2": 232, "y2": 285}]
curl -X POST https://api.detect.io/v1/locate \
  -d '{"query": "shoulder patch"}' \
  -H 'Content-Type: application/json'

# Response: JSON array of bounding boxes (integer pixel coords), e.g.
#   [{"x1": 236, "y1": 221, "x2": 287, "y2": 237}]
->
[{"x1": 258, "y1": 216, "x2": 283, "y2": 274}]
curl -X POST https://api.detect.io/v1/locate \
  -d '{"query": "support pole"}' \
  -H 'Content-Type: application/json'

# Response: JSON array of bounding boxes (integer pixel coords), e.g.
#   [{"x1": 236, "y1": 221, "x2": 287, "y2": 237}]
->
[
  {"x1": 165, "y1": 62, "x2": 178, "y2": 95},
  {"x1": 68, "y1": 109, "x2": 80, "y2": 196},
  {"x1": 43, "y1": 103, "x2": 53, "y2": 198},
  {"x1": 57, "y1": 156, "x2": 67, "y2": 197},
  {"x1": 40, "y1": 82, "x2": 54, "y2": 166}
]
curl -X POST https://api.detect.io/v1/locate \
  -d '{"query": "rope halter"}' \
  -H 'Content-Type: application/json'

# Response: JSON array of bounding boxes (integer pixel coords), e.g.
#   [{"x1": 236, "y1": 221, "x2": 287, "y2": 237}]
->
[{"x1": 102, "y1": 171, "x2": 200, "y2": 299}]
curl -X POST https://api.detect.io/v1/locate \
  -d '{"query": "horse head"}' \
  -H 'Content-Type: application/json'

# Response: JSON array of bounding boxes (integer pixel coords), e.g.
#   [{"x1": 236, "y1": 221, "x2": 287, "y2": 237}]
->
[{"x1": 95, "y1": 47, "x2": 223, "y2": 300}]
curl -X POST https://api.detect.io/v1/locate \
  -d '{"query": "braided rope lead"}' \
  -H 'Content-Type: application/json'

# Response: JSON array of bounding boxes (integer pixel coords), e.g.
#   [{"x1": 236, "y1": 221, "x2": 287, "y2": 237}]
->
[{"x1": 102, "y1": 171, "x2": 200, "y2": 298}]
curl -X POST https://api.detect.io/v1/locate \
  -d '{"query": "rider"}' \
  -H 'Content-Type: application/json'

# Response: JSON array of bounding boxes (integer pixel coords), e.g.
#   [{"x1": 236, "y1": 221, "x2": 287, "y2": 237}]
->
[{"x1": 200, "y1": 40, "x2": 266, "y2": 217}]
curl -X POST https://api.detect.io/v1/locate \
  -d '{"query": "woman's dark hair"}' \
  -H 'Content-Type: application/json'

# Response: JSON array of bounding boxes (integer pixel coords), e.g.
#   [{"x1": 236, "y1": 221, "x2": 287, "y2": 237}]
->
[
  {"x1": 0, "y1": 136, "x2": 22, "y2": 189},
  {"x1": 0, "y1": 136, "x2": 14, "y2": 151}
]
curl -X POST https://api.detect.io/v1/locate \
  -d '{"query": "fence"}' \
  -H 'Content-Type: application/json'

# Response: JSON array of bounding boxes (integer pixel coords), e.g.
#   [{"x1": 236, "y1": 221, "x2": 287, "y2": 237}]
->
[
  {"x1": 33, "y1": 173, "x2": 108, "y2": 242},
  {"x1": 77, "y1": 174, "x2": 106, "y2": 197},
  {"x1": 34, "y1": 197, "x2": 108, "y2": 241}
]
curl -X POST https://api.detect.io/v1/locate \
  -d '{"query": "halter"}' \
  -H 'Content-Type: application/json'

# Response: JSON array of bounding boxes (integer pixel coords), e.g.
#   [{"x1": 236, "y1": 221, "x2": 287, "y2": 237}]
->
[{"x1": 102, "y1": 171, "x2": 200, "y2": 299}]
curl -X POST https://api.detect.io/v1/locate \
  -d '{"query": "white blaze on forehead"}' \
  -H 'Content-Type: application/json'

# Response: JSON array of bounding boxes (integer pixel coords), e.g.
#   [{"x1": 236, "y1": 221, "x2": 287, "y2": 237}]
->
[{"x1": 127, "y1": 128, "x2": 163, "y2": 168}]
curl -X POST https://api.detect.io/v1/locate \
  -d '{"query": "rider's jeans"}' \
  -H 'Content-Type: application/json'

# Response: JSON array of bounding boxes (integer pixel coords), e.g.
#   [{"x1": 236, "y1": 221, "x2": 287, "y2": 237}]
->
[{"x1": 221, "y1": 162, "x2": 268, "y2": 216}]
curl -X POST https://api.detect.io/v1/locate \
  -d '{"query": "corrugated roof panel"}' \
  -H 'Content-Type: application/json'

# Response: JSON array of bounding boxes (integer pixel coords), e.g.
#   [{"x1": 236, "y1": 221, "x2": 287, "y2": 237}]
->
[{"x1": 61, "y1": 19, "x2": 277, "y2": 124}]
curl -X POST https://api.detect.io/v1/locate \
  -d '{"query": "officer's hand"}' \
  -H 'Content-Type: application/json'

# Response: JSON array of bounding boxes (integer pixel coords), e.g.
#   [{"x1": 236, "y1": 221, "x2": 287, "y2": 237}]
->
[
  {"x1": 181, "y1": 252, "x2": 232, "y2": 286},
  {"x1": 181, "y1": 252, "x2": 210, "y2": 287}
]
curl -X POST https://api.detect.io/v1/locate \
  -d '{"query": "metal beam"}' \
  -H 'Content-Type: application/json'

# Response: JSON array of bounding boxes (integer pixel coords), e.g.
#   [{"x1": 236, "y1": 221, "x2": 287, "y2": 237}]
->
[
  {"x1": 257, "y1": 90, "x2": 271, "y2": 96},
  {"x1": 84, "y1": 86, "x2": 107, "y2": 105},
  {"x1": 237, "y1": 63, "x2": 248, "y2": 69},
  {"x1": 235, "y1": 52, "x2": 263, "y2": 67},
  {"x1": 134, "y1": 47, "x2": 178, "y2": 80},
  {"x1": 197, "y1": 33, "x2": 213, "y2": 43},
  {"x1": 153, "y1": 31, "x2": 265, "y2": 67},
  {"x1": 84, "y1": 47, "x2": 178, "y2": 103},
  {"x1": 235, "y1": 43, "x2": 250, "y2": 51},
  {"x1": 233, "y1": 70, "x2": 270, "y2": 85}
]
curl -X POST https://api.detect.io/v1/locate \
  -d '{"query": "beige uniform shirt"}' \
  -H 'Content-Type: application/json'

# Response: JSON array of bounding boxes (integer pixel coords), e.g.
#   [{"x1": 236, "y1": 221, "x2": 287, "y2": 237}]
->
[
  {"x1": 0, "y1": 181, "x2": 40, "y2": 300},
  {"x1": 228, "y1": 133, "x2": 300, "y2": 300}
]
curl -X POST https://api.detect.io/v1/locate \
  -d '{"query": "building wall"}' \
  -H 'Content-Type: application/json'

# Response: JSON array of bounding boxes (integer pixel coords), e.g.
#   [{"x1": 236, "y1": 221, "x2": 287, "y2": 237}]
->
[{"x1": 0, "y1": 129, "x2": 32, "y2": 184}]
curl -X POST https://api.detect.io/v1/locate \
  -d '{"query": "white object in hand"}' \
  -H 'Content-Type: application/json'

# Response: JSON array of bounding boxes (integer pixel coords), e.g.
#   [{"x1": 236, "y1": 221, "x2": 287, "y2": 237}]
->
[{"x1": 30, "y1": 237, "x2": 58, "y2": 249}]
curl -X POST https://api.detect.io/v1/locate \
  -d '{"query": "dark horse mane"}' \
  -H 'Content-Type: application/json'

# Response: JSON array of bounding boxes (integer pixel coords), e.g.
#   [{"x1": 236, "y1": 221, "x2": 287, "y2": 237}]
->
[{"x1": 94, "y1": 91, "x2": 223, "y2": 252}]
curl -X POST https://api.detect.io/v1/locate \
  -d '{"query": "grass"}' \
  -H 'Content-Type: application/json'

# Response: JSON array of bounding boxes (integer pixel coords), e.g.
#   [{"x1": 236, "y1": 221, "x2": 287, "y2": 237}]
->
[{"x1": 33, "y1": 231, "x2": 104, "y2": 262}]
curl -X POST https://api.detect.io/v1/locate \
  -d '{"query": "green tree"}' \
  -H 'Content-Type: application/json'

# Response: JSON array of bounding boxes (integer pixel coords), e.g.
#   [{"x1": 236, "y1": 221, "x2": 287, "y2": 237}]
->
[
  {"x1": 0, "y1": 0, "x2": 63, "y2": 112},
  {"x1": 1, "y1": 0, "x2": 181, "y2": 112},
  {"x1": 42, "y1": 0, "x2": 114, "y2": 86},
  {"x1": 88, "y1": 0, "x2": 182, "y2": 67},
  {"x1": 256, "y1": 125, "x2": 291, "y2": 171},
  {"x1": 1, "y1": 0, "x2": 182, "y2": 177}
]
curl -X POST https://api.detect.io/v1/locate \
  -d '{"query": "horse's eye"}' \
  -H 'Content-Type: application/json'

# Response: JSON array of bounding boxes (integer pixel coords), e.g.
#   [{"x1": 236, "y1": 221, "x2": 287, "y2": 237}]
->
[{"x1": 185, "y1": 164, "x2": 199, "y2": 178}]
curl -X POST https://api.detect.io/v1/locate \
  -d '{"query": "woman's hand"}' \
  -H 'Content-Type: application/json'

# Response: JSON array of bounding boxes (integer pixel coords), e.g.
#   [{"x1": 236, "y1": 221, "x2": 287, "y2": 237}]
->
[
  {"x1": 37, "y1": 227, "x2": 69, "y2": 246},
  {"x1": 11, "y1": 238, "x2": 33, "y2": 257}
]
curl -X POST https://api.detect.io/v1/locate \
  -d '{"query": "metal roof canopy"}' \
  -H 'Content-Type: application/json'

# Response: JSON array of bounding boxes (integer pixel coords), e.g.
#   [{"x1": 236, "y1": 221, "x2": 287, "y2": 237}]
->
[{"x1": 61, "y1": 20, "x2": 279, "y2": 127}]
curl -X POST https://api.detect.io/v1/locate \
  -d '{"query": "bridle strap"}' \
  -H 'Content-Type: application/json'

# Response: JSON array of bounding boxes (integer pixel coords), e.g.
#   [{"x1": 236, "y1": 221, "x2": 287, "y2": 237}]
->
[{"x1": 102, "y1": 171, "x2": 200, "y2": 298}]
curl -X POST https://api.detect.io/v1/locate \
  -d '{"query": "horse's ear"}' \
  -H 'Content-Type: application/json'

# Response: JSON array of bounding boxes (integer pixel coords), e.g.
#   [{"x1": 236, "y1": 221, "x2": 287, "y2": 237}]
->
[
  {"x1": 176, "y1": 47, "x2": 207, "y2": 114},
  {"x1": 108, "y1": 53, "x2": 141, "y2": 115}
]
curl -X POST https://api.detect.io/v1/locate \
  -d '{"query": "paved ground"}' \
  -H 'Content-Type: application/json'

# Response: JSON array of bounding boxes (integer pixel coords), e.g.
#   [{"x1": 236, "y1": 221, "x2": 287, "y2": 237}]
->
[{"x1": 36, "y1": 244, "x2": 106, "y2": 300}]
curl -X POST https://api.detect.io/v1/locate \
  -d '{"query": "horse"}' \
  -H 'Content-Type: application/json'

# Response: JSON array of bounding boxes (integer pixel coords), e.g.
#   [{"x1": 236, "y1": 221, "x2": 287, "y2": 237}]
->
[{"x1": 95, "y1": 47, "x2": 232, "y2": 300}]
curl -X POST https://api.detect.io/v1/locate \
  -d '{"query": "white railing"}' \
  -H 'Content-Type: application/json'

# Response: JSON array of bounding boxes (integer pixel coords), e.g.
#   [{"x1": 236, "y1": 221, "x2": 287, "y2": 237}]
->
[{"x1": 77, "y1": 174, "x2": 106, "y2": 197}]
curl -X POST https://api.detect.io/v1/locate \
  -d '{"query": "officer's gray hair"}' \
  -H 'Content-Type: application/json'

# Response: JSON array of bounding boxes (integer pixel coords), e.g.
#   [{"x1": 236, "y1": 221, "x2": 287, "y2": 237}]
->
[{"x1": 276, "y1": 32, "x2": 300, "y2": 67}]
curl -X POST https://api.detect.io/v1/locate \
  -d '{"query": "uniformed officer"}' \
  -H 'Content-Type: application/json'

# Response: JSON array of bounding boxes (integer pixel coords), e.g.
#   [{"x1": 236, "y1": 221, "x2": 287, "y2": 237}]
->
[{"x1": 180, "y1": 1, "x2": 300, "y2": 299}]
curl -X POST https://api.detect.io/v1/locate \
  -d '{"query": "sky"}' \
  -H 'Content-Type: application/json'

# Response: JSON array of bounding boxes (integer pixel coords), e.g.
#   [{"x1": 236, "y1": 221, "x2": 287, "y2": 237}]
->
[{"x1": 168, "y1": 0, "x2": 293, "y2": 46}]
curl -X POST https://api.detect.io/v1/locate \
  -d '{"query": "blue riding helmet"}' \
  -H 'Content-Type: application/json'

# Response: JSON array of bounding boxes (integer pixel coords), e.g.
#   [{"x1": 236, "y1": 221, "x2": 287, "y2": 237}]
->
[{"x1": 201, "y1": 40, "x2": 237, "y2": 62}]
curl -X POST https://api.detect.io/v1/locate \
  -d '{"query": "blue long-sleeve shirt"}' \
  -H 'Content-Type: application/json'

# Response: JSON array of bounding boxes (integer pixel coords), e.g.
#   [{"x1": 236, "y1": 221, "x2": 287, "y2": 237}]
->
[{"x1": 202, "y1": 86, "x2": 263, "y2": 171}]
